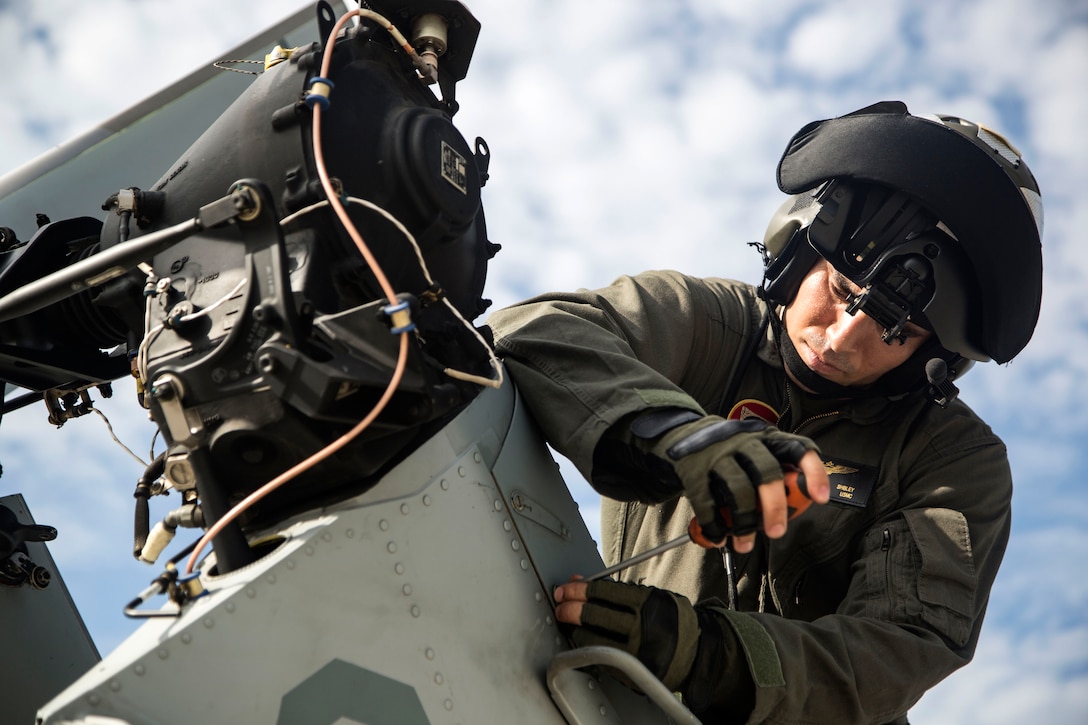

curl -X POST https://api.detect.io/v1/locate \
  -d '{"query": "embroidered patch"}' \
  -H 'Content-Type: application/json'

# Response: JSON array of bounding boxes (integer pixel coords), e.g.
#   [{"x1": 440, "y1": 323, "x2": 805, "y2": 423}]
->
[
  {"x1": 726, "y1": 399, "x2": 780, "y2": 426},
  {"x1": 823, "y1": 458, "x2": 877, "y2": 508}
]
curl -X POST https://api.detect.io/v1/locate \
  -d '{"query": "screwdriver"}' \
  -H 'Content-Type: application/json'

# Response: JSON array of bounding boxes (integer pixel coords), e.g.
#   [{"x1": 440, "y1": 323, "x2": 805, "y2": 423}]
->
[{"x1": 581, "y1": 466, "x2": 811, "y2": 583}]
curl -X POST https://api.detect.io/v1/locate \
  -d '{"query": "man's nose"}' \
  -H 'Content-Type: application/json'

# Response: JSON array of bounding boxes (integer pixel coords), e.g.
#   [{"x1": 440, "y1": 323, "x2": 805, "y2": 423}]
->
[{"x1": 826, "y1": 308, "x2": 879, "y2": 352}]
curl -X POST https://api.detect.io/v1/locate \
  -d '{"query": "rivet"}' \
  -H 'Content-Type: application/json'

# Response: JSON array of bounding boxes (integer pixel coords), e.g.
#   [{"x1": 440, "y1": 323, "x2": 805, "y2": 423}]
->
[
  {"x1": 157, "y1": 648, "x2": 169, "y2": 660},
  {"x1": 225, "y1": 602, "x2": 236, "y2": 613},
  {"x1": 440, "y1": 479, "x2": 449, "y2": 490},
  {"x1": 87, "y1": 694, "x2": 101, "y2": 707},
  {"x1": 425, "y1": 647, "x2": 436, "y2": 660},
  {"x1": 401, "y1": 503, "x2": 410, "y2": 515},
  {"x1": 379, "y1": 519, "x2": 390, "y2": 531},
  {"x1": 511, "y1": 540, "x2": 521, "y2": 551},
  {"x1": 503, "y1": 520, "x2": 512, "y2": 532},
  {"x1": 345, "y1": 529, "x2": 355, "y2": 538},
  {"x1": 322, "y1": 532, "x2": 332, "y2": 542},
  {"x1": 457, "y1": 466, "x2": 466, "y2": 477},
  {"x1": 434, "y1": 672, "x2": 445, "y2": 685},
  {"x1": 266, "y1": 573, "x2": 276, "y2": 585},
  {"x1": 587, "y1": 680, "x2": 596, "y2": 691},
  {"x1": 387, "y1": 542, "x2": 398, "y2": 554},
  {"x1": 410, "y1": 605, "x2": 421, "y2": 618},
  {"x1": 181, "y1": 633, "x2": 192, "y2": 644},
  {"x1": 422, "y1": 495, "x2": 432, "y2": 507},
  {"x1": 286, "y1": 560, "x2": 296, "y2": 570},
  {"x1": 599, "y1": 706, "x2": 607, "y2": 716},
  {"x1": 535, "y1": 592, "x2": 544, "y2": 602},
  {"x1": 444, "y1": 699, "x2": 454, "y2": 711},
  {"x1": 520, "y1": 559, "x2": 529, "y2": 570},
  {"x1": 493, "y1": 500, "x2": 503, "y2": 512},
  {"x1": 403, "y1": 584, "x2": 413, "y2": 596},
  {"x1": 474, "y1": 451, "x2": 482, "y2": 463},
  {"x1": 134, "y1": 664, "x2": 146, "y2": 676},
  {"x1": 203, "y1": 618, "x2": 214, "y2": 629},
  {"x1": 246, "y1": 587, "x2": 257, "y2": 599},
  {"x1": 546, "y1": 615, "x2": 554, "y2": 625},
  {"x1": 304, "y1": 546, "x2": 314, "y2": 556},
  {"x1": 395, "y1": 563, "x2": 406, "y2": 575},
  {"x1": 109, "y1": 680, "x2": 121, "y2": 693}
]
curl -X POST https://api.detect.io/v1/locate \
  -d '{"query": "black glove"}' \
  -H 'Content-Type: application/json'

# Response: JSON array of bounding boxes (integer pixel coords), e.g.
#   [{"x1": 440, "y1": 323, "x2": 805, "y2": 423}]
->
[
  {"x1": 631, "y1": 409, "x2": 819, "y2": 543},
  {"x1": 570, "y1": 579, "x2": 753, "y2": 717}
]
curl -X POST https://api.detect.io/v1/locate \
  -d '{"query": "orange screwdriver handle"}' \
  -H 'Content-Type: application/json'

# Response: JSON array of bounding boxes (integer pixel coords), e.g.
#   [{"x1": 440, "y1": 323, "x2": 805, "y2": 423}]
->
[
  {"x1": 783, "y1": 465, "x2": 812, "y2": 520},
  {"x1": 687, "y1": 467, "x2": 812, "y2": 548}
]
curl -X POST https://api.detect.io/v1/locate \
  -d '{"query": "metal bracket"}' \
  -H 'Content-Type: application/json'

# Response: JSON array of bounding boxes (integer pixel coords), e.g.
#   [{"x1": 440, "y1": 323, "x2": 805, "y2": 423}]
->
[
  {"x1": 509, "y1": 489, "x2": 571, "y2": 541},
  {"x1": 547, "y1": 647, "x2": 700, "y2": 725}
]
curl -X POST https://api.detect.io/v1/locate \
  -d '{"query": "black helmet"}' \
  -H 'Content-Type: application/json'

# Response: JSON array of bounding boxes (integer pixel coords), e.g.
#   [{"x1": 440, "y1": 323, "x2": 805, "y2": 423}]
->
[{"x1": 761, "y1": 101, "x2": 1044, "y2": 367}]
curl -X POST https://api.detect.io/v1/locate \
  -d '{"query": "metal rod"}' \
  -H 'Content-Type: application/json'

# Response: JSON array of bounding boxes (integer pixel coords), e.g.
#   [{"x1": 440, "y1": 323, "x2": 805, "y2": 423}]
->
[
  {"x1": 581, "y1": 533, "x2": 691, "y2": 583},
  {"x1": 0, "y1": 217, "x2": 199, "y2": 322}
]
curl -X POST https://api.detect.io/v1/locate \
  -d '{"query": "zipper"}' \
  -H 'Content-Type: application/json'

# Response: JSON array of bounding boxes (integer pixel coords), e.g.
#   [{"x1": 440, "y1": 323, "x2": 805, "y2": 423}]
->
[
  {"x1": 793, "y1": 571, "x2": 807, "y2": 606},
  {"x1": 882, "y1": 527, "x2": 893, "y2": 596},
  {"x1": 783, "y1": 379, "x2": 841, "y2": 434},
  {"x1": 791, "y1": 410, "x2": 841, "y2": 435}
]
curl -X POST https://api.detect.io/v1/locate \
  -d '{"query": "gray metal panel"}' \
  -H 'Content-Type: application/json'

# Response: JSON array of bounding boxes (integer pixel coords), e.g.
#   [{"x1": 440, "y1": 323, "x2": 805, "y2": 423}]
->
[
  {"x1": 0, "y1": 3, "x2": 341, "y2": 241},
  {"x1": 0, "y1": 493, "x2": 99, "y2": 725},
  {"x1": 36, "y1": 383, "x2": 684, "y2": 724}
]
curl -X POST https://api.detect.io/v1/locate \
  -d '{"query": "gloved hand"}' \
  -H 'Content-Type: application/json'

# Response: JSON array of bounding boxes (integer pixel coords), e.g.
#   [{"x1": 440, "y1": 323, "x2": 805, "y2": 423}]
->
[
  {"x1": 630, "y1": 408, "x2": 820, "y2": 544},
  {"x1": 556, "y1": 578, "x2": 752, "y2": 716}
]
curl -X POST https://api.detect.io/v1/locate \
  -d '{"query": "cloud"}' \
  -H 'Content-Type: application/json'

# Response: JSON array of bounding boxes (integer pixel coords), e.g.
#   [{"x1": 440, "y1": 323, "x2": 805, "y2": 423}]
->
[{"x1": 2, "y1": 1, "x2": 1087, "y2": 722}]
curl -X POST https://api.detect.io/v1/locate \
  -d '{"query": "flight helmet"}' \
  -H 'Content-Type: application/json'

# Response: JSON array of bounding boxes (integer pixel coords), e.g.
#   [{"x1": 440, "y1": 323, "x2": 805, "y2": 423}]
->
[{"x1": 760, "y1": 101, "x2": 1043, "y2": 400}]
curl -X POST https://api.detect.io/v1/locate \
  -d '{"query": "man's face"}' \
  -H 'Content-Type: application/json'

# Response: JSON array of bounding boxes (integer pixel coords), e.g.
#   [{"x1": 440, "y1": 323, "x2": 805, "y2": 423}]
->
[{"x1": 783, "y1": 259, "x2": 932, "y2": 389}]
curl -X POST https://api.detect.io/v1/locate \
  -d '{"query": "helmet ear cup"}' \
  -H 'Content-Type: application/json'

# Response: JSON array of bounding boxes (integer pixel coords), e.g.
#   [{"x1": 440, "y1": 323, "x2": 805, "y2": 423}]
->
[
  {"x1": 763, "y1": 230, "x2": 819, "y2": 306},
  {"x1": 762, "y1": 193, "x2": 822, "y2": 305}
]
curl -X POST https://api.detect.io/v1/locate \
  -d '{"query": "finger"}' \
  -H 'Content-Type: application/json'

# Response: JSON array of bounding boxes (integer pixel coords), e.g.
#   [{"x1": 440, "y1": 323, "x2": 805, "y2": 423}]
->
[
  {"x1": 731, "y1": 531, "x2": 756, "y2": 554},
  {"x1": 708, "y1": 457, "x2": 759, "y2": 538},
  {"x1": 762, "y1": 437, "x2": 808, "y2": 466},
  {"x1": 757, "y1": 476, "x2": 789, "y2": 538},
  {"x1": 554, "y1": 599, "x2": 585, "y2": 626},
  {"x1": 798, "y1": 450, "x2": 830, "y2": 503},
  {"x1": 554, "y1": 581, "x2": 589, "y2": 604}
]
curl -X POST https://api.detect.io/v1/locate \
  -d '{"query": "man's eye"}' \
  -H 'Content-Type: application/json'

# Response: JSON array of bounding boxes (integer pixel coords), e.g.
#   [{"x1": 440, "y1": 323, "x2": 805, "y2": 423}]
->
[{"x1": 830, "y1": 281, "x2": 852, "y2": 300}]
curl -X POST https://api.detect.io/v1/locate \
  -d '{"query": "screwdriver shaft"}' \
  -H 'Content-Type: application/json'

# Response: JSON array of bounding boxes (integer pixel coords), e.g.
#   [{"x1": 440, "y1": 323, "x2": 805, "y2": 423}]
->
[{"x1": 581, "y1": 533, "x2": 691, "y2": 582}]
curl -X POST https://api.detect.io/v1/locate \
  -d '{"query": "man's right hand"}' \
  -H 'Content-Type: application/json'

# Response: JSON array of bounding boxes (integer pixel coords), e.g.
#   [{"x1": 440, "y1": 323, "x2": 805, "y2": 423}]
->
[{"x1": 630, "y1": 409, "x2": 830, "y2": 552}]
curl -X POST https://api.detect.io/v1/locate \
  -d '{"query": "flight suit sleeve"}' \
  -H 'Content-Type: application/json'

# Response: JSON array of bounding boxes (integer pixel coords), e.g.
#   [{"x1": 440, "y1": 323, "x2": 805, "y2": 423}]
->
[{"x1": 486, "y1": 270, "x2": 754, "y2": 487}]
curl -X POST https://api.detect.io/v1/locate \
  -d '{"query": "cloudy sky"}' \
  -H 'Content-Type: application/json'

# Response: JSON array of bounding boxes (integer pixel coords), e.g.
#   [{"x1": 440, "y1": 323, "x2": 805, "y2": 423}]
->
[{"x1": 1, "y1": 1, "x2": 1086, "y2": 723}]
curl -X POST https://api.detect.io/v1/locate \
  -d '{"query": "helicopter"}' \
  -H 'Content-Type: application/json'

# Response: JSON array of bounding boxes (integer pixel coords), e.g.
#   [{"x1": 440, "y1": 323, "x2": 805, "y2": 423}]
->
[{"x1": 0, "y1": 1, "x2": 701, "y2": 722}]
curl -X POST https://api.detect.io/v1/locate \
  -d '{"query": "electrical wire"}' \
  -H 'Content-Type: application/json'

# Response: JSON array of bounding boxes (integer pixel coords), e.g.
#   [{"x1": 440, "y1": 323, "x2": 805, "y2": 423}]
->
[
  {"x1": 136, "y1": 276, "x2": 249, "y2": 386},
  {"x1": 184, "y1": 7, "x2": 418, "y2": 575},
  {"x1": 280, "y1": 197, "x2": 503, "y2": 389},
  {"x1": 91, "y1": 408, "x2": 147, "y2": 467}
]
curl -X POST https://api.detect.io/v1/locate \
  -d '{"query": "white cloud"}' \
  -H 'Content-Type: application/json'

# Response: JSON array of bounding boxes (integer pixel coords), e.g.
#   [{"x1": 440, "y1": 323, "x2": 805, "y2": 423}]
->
[
  {"x1": 2, "y1": 1, "x2": 1087, "y2": 721},
  {"x1": 783, "y1": 2, "x2": 905, "y2": 83}
]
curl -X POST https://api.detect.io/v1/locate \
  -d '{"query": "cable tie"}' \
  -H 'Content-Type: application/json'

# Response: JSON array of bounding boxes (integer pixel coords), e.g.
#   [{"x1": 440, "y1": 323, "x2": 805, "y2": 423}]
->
[
  {"x1": 175, "y1": 572, "x2": 208, "y2": 600},
  {"x1": 383, "y1": 299, "x2": 415, "y2": 334},
  {"x1": 305, "y1": 76, "x2": 335, "y2": 110}
]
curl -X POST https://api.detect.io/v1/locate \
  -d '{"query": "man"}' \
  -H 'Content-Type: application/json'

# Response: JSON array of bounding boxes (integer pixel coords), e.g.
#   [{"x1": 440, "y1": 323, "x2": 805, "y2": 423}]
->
[{"x1": 486, "y1": 101, "x2": 1044, "y2": 723}]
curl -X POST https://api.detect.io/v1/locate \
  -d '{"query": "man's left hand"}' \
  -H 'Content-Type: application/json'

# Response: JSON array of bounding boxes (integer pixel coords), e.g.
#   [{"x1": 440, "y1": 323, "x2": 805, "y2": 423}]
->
[{"x1": 553, "y1": 579, "x2": 751, "y2": 714}]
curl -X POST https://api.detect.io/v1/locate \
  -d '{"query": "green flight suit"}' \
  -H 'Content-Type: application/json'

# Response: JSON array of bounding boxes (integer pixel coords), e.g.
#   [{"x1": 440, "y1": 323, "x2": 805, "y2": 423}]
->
[{"x1": 487, "y1": 270, "x2": 1011, "y2": 724}]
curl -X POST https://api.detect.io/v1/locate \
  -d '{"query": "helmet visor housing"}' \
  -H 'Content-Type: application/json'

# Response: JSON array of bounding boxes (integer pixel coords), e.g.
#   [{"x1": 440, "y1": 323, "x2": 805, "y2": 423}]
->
[{"x1": 805, "y1": 180, "x2": 983, "y2": 357}]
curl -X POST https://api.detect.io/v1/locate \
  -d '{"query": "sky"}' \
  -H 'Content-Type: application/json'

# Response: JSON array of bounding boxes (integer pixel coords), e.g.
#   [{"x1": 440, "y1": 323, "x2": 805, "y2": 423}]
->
[{"x1": 1, "y1": 1, "x2": 1086, "y2": 723}]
